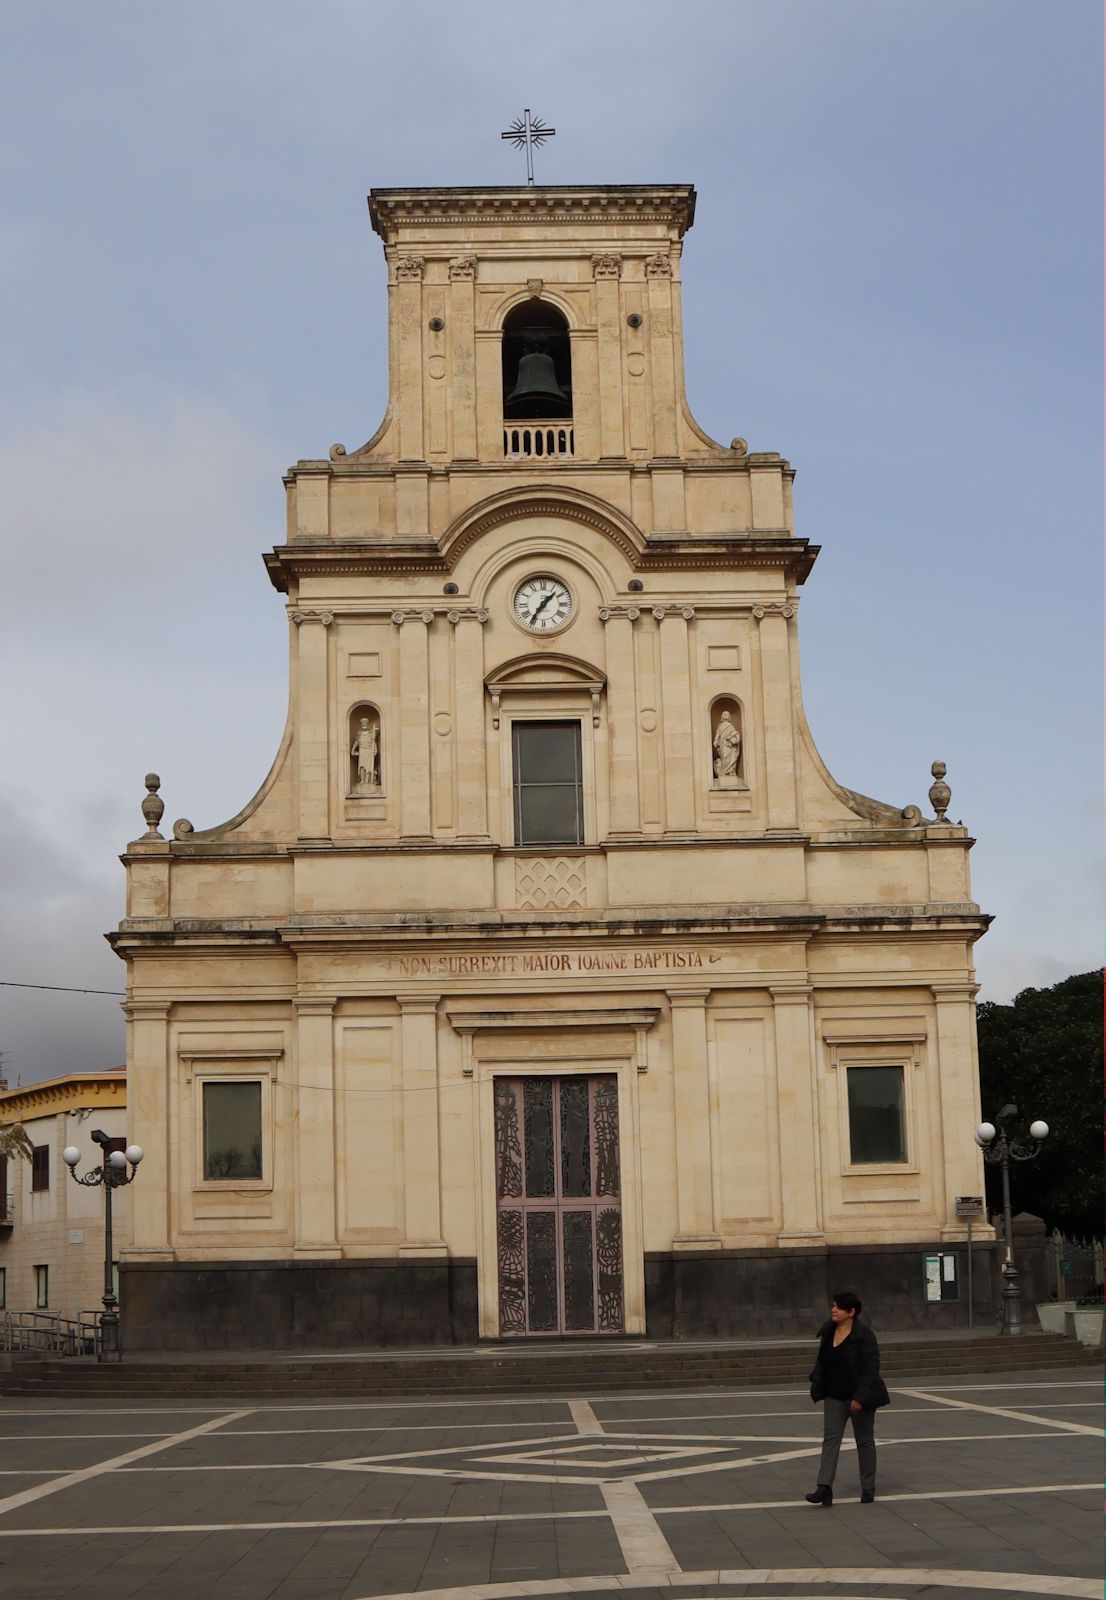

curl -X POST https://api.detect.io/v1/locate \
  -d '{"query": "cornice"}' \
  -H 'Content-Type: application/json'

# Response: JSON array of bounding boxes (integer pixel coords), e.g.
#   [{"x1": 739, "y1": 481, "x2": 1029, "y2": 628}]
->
[
  {"x1": 110, "y1": 907, "x2": 992, "y2": 952},
  {"x1": 0, "y1": 1072, "x2": 126, "y2": 1121},
  {"x1": 369, "y1": 185, "x2": 696, "y2": 239},
  {"x1": 264, "y1": 536, "x2": 818, "y2": 591}
]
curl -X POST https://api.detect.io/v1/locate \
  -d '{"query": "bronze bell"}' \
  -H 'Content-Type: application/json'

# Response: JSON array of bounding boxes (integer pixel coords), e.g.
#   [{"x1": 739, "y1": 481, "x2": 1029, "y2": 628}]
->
[{"x1": 505, "y1": 347, "x2": 569, "y2": 412}]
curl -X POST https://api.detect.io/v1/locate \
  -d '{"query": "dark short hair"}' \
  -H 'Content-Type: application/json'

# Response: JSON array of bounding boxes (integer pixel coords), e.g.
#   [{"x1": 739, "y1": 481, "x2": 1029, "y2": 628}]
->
[{"x1": 832, "y1": 1290, "x2": 862, "y2": 1315}]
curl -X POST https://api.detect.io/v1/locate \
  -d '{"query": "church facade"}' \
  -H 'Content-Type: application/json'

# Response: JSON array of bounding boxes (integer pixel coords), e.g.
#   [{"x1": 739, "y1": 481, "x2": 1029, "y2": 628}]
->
[{"x1": 115, "y1": 185, "x2": 995, "y2": 1349}]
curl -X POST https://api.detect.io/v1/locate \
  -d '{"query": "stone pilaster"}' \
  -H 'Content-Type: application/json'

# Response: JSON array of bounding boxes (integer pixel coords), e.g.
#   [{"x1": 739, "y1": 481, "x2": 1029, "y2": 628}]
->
[
  {"x1": 645, "y1": 252, "x2": 678, "y2": 457},
  {"x1": 601, "y1": 609, "x2": 641, "y2": 834},
  {"x1": 755, "y1": 607, "x2": 799, "y2": 831},
  {"x1": 593, "y1": 253, "x2": 626, "y2": 458},
  {"x1": 292, "y1": 608, "x2": 333, "y2": 841},
  {"x1": 393, "y1": 611, "x2": 433, "y2": 839},
  {"x1": 771, "y1": 985, "x2": 823, "y2": 1243},
  {"x1": 448, "y1": 256, "x2": 477, "y2": 459},
  {"x1": 451, "y1": 610, "x2": 490, "y2": 838},
  {"x1": 293, "y1": 997, "x2": 340, "y2": 1256},
  {"x1": 932, "y1": 982, "x2": 988, "y2": 1239},
  {"x1": 669, "y1": 989, "x2": 721, "y2": 1247},
  {"x1": 657, "y1": 608, "x2": 696, "y2": 832},
  {"x1": 394, "y1": 255, "x2": 425, "y2": 460},
  {"x1": 121, "y1": 1002, "x2": 172, "y2": 1259},
  {"x1": 397, "y1": 994, "x2": 446, "y2": 1256}
]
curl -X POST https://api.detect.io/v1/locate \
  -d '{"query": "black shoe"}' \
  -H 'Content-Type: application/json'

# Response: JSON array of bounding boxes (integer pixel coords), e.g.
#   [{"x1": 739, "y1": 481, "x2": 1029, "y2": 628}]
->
[
  {"x1": 804, "y1": 1485, "x2": 833, "y2": 1505},
  {"x1": 860, "y1": 1492, "x2": 875, "y2": 1503}
]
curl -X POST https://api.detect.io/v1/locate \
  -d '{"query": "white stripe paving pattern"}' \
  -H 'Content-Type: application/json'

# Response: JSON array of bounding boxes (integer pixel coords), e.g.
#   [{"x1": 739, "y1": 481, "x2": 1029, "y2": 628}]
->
[{"x1": 0, "y1": 1376, "x2": 1096, "y2": 1599}]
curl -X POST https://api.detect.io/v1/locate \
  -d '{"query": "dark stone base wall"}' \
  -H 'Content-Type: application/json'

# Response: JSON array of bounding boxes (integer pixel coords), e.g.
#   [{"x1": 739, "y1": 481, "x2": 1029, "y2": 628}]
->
[
  {"x1": 121, "y1": 1258, "x2": 479, "y2": 1352},
  {"x1": 646, "y1": 1240, "x2": 1000, "y2": 1338},
  {"x1": 123, "y1": 1239, "x2": 1005, "y2": 1351}
]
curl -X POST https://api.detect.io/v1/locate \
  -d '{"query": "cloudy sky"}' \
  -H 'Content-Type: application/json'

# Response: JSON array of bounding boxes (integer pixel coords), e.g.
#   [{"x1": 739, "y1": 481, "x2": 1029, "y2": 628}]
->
[{"x1": 1, "y1": 1, "x2": 1100, "y2": 1084}]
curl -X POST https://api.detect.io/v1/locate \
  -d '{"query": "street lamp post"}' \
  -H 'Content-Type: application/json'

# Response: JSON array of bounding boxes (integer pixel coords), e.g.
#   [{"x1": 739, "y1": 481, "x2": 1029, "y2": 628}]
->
[
  {"x1": 975, "y1": 1105, "x2": 1049, "y2": 1336},
  {"x1": 62, "y1": 1132, "x2": 143, "y2": 1364}
]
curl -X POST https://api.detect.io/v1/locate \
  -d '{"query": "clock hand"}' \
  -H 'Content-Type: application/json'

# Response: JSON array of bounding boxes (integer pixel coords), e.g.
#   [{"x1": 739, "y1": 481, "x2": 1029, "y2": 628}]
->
[{"x1": 529, "y1": 591, "x2": 554, "y2": 620}]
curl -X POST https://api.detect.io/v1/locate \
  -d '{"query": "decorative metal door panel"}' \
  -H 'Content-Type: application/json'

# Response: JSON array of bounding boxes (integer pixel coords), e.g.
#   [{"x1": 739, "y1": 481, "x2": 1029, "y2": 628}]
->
[{"x1": 494, "y1": 1075, "x2": 624, "y2": 1336}]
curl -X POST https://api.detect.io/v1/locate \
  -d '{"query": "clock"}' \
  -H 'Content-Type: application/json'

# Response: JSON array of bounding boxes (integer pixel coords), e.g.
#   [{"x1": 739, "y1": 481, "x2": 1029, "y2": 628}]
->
[{"x1": 512, "y1": 574, "x2": 573, "y2": 633}]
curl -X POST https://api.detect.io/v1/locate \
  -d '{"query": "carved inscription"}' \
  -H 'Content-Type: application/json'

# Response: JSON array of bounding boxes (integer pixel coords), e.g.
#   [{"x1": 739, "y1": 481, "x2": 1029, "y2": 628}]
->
[{"x1": 388, "y1": 948, "x2": 723, "y2": 978}]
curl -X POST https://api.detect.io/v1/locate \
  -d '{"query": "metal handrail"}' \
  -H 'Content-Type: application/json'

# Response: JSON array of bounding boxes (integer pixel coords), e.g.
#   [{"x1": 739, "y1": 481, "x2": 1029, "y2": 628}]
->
[{"x1": 1, "y1": 1310, "x2": 97, "y2": 1357}]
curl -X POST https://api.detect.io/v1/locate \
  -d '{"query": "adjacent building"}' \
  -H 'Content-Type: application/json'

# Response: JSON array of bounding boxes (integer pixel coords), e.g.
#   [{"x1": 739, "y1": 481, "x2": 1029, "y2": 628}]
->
[
  {"x1": 0, "y1": 1069, "x2": 129, "y2": 1327},
  {"x1": 114, "y1": 183, "x2": 994, "y2": 1350}
]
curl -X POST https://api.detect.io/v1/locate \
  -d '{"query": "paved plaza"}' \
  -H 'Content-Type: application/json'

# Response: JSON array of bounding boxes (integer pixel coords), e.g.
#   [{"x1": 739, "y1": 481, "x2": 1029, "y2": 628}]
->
[{"x1": 0, "y1": 1367, "x2": 1098, "y2": 1600}]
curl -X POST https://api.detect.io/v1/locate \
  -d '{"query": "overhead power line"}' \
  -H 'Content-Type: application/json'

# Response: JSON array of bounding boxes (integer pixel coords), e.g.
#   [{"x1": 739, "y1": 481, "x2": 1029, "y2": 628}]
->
[{"x1": 1, "y1": 981, "x2": 125, "y2": 997}]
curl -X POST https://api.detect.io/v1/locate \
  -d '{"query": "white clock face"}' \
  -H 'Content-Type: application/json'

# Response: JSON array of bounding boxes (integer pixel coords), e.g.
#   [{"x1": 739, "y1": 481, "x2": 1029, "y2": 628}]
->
[{"x1": 513, "y1": 575, "x2": 572, "y2": 633}]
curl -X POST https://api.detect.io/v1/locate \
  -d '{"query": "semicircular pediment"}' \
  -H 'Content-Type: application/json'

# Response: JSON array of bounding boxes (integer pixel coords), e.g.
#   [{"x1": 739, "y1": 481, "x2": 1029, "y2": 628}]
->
[
  {"x1": 442, "y1": 485, "x2": 645, "y2": 568},
  {"x1": 484, "y1": 652, "x2": 606, "y2": 694}
]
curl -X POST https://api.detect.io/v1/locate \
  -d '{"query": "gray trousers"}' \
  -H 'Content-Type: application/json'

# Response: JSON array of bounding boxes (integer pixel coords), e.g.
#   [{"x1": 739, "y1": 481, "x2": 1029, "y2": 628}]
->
[{"x1": 817, "y1": 1398, "x2": 876, "y2": 1494}]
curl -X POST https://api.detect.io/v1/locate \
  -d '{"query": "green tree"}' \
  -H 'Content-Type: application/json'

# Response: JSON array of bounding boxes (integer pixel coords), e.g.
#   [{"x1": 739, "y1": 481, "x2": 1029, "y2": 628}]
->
[
  {"x1": 0, "y1": 1125, "x2": 33, "y2": 1163},
  {"x1": 976, "y1": 970, "x2": 1102, "y2": 1239}
]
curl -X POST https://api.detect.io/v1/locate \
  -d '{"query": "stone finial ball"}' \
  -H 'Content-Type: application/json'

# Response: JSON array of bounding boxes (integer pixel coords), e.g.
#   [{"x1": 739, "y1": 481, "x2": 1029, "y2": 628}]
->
[{"x1": 144, "y1": 773, "x2": 160, "y2": 791}]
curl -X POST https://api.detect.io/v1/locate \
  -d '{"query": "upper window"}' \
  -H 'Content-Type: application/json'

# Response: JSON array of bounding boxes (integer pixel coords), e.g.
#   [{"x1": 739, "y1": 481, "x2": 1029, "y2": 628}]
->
[
  {"x1": 846, "y1": 1066, "x2": 906, "y2": 1164},
  {"x1": 203, "y1": 1081, "x2": 263, "y2": 1181},
  {"x1": 502, "y1": 301, "x2": 572, "y2": 420},
  {"x1": 513, "y1": 721, "x2": 583, "y2": 848},
  {"x1": 31, "y1": 1145, "x2": 49, "y2": 1192}
]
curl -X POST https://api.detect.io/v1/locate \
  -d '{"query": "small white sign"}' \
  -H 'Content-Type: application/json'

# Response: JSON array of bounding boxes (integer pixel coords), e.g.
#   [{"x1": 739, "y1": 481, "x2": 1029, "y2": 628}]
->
[{"x1": 68, "y1": 1230, "x2": 84, "y2": 1245}]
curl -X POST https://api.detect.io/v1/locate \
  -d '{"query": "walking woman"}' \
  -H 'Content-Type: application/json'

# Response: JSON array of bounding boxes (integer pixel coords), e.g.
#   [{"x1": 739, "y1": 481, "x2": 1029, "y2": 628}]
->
[{"x1": 805, "y1": 1291, "x2": 889, "y2": 1505}]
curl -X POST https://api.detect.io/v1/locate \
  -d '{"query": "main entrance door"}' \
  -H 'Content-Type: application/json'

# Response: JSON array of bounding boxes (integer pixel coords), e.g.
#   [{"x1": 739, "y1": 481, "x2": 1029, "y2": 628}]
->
[{"x1": 494, "y1": 1075, "x2": 624, "y2": 1336}]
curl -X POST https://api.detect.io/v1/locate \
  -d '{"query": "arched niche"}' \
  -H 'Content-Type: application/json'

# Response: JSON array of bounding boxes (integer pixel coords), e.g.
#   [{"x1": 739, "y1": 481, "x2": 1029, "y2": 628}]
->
[
  {"x1": 348, "y1": 704, "x2": 382, "y2": 794},
  {"x1": 709, "y1": 696, "x2": 745, "y2": 789},
  {"x1": 501, "y1": 300, "x2": 572, "y2": 421}
]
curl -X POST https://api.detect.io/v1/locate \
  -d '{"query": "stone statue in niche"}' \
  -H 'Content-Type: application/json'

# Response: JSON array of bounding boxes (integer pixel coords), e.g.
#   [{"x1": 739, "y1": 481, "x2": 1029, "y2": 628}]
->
[
  {"x1": 711, "y1": 704, "x2": 743, "y2": 787},
  {"x1": 350, "y1": 712, "x2": 380, "y2": 793}
]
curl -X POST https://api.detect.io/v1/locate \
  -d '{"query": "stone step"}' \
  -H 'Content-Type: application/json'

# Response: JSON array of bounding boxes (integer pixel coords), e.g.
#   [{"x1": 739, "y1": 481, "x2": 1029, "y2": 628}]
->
[{"x1": 2, "y1": 1343, "x2": 1095, "y2": 1400}]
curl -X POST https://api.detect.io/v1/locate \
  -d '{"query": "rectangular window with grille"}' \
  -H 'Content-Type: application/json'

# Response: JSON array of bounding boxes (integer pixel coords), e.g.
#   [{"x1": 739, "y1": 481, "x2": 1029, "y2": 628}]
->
[
  {"x1": 31, "y1": 1145, "x2": 49, "y2": 1192},
  {"x1": 846, "y1": 1065, "x2": 906, "y2": 1164},
  {"x1": 203, "y1": 1081, "x2": 263, "y2": 1181},
  {"x1": 512, "y1": 721, "x2": 583, "y2": 847}
]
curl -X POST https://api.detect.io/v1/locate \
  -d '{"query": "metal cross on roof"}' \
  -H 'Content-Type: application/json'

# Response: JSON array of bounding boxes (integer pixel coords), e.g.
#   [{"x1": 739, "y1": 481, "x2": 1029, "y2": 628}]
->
[{"x1": 500, "y1": 109, "x2": 556, "y2": 186}]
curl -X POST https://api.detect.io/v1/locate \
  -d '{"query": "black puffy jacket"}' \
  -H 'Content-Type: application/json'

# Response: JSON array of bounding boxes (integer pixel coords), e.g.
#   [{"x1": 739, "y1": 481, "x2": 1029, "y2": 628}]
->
[{"x1": 808, "y1": 1319, "x2": 890, "y2": 1411}]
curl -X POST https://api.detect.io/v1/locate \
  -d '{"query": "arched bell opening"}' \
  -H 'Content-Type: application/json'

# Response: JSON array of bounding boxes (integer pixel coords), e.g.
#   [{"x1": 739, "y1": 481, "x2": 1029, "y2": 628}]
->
[{"x1": 501, "y1": 300, "x2": 572, "y2": 421}]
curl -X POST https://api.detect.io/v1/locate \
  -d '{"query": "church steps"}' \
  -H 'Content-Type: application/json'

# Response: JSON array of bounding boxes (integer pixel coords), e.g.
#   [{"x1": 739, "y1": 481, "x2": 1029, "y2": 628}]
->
[{"x1": 1, "y1": 1335, "x2": 1095, "y2": 1399}]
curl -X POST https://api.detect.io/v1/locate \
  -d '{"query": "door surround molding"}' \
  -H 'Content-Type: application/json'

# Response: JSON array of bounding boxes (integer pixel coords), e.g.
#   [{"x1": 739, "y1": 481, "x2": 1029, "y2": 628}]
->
[{"x1": 454, "y1": 1009, "x2": 655, "y2": 1339}]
